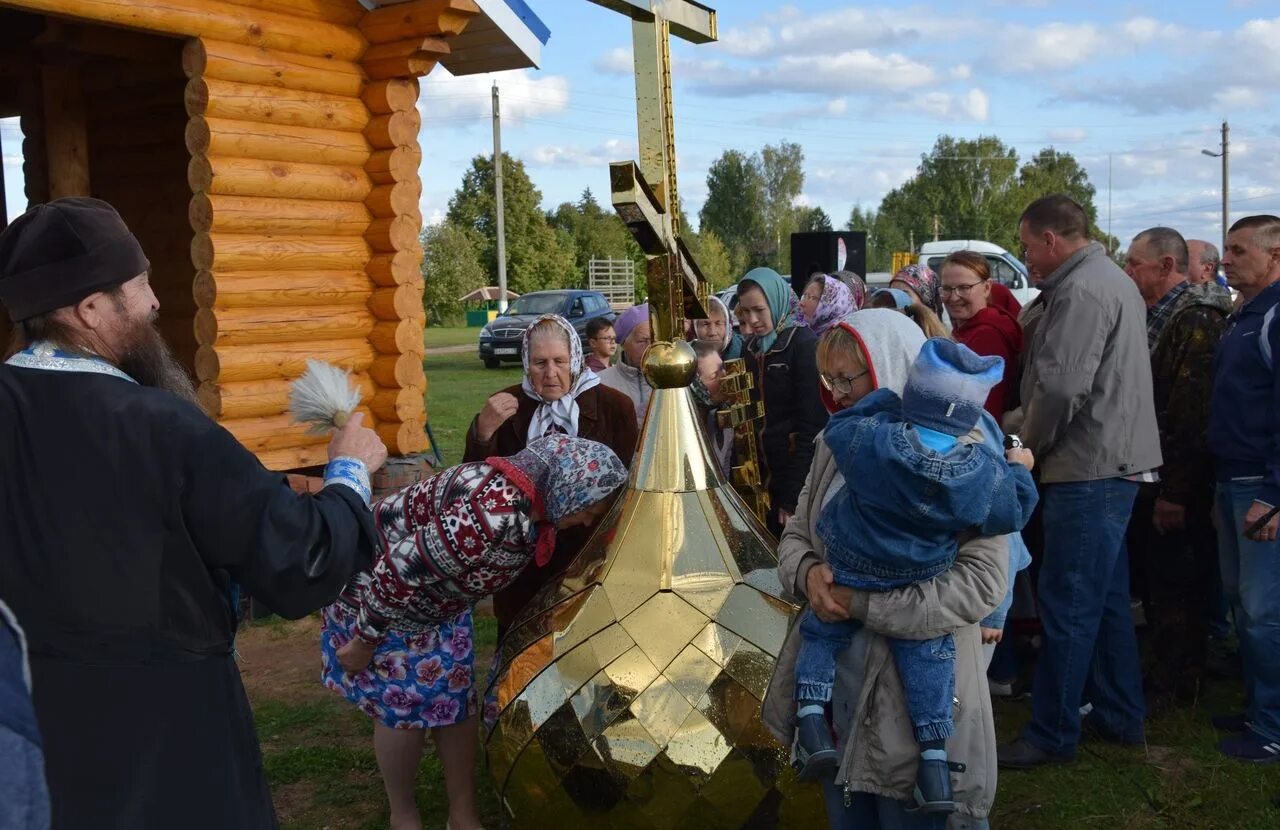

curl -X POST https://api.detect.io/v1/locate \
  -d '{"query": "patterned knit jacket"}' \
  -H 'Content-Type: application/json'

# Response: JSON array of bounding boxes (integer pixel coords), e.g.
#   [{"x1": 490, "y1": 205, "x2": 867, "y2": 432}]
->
[{"x1": 340, "y1": 462, "x2": 536, "y2": 643}]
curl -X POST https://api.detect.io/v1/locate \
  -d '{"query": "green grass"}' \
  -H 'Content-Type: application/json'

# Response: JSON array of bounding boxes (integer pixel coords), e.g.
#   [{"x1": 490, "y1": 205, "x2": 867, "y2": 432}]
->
[
  {"x1": 424, "y1": 348, "x2": 523, "y2": 465},
  {"x1": 991, "y1": 679, "x2": 1280, "y2": 828},
  {"x1": 423, "y1": 325, "x2": 486, "y2": 350}
]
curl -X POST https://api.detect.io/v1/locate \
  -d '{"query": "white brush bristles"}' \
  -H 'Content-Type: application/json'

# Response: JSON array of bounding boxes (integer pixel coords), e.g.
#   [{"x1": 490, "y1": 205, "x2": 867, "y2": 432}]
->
[{"x1": 290, "y1": 360, "x2": 362, "y2": 433}]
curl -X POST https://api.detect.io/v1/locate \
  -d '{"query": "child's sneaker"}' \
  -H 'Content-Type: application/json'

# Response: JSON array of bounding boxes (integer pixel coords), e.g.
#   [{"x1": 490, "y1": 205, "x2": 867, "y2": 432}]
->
[
  {"x1": 910, "y1": 751, "x2": 955, "y2": 814},
  {"x1": 794, "y1": 712, "x2": 839, "y2": 782}
]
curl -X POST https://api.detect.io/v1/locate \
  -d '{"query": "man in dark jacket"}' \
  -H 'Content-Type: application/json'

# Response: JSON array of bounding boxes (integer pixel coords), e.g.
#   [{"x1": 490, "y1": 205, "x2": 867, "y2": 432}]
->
[
  {"x1": 1123, "y1": 227, "x2": 1231, "y2": 707},
  {"x1": 1207, "y1": 214, "x2": 1280, "y2": 763},
  {"x1": 0, "y1": 199, "x2": 388, "y2": 828},
  {"x1": 999, "y1": 195, "x2": 1162, "y2": 769}
]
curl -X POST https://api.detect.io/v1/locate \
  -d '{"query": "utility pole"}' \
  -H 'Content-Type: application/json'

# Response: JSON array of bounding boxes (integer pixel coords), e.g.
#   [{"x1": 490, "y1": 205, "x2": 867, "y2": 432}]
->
[
  {"x1": 1221, "y1": 121, "x2": 1230, "y2": 254},
  {"x1": 932, "y1": 214, "x2": 940, "y2": 242},
  {"x1": 1107, "y1": 153, "x2": 1112, "y2": 255},
  {"x1": 1202, "y1": 120, "x2": 1229, "y2": 254},
  {"x1": 492, "y1": 81, "x2": 508, "y2": 313},
  {"x1": 909, "y1": 229, "x2": 915, "y2": 254}
]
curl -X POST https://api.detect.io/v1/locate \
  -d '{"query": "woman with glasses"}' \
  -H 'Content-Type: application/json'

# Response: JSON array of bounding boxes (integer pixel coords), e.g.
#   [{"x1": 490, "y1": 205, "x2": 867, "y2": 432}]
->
[
  {"x1": 761, "y1": 309, "x2": 1006, "y2": 830},
  {"x1": 940, "y1": 251, "x2": 1024, "y2": 420},
  {"x1": 736, "y1": 267, "x2": 828, "y2": 536}
]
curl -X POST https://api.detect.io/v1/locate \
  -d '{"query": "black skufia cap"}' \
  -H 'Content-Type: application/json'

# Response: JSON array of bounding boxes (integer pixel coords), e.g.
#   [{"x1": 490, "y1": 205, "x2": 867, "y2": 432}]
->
[{"x1": 0, "y1": 198, "x2": 150, "y2": 322}]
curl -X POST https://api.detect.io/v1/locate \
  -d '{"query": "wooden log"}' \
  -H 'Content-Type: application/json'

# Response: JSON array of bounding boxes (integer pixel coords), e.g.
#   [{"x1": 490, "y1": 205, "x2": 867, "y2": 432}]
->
[
  {"x1": 50, "y1": 22, "x2": 185, "y2": 64},
  {"x1": 255, "y1": 443, "x2": 332, "y2": 472},
  {"x1": 43, "y1": 63, "x2": 90, "y2": 198},
  {"x1": 189, "y1": 156, "x2": 372, "y2": 203},
  {"x1": 370, "y1": 386, "x2": 424, "y2": 423},
  {"x1": 191, "y1": 232, "x2": 371, "y2": 272},
  {"x1": 183, "y1": 39, "x2": 363, "y2": 98},
  {"x1": 365, "y1": 146, "x2": 421, "y2": 185},
  {"x1": 362, "y1": 78, "x2": 419, "y2": 116},
  {"x1": 196, "y1": 339, "x2": 375, "y2": 383},
  {"x1": 186, "y1": 116, "x2": 370, "y2": 167},
  {"x1": 195, "y1": 305, "x2": 375, "y2": 347},
  {"x1": 185, "y1": 78, "x2": 368, "y2": 133},
  {"x1": 190, "y1": 193, "x2": 370, "y2": 236},
  {"x1": 368, "y1": 283, "x2": 425, "y2": 321},
  {"x1": 362, "y1": 38, "x2": 449, "y2": 81},
  {"x1": 365, "y1": 214, "x2": 422, "y2": 253},
  {"x1": 367, "y1": 181, "x2": 422, "y2": 217},
  {"x1": 376, "y1": 420, "x2": 429, "y2": 455},
  {"x1": 212, "y1": 0, "x2": 364, "y2": 26},
  {"x1": 367, "y1": 248, "x2": 423, "y2": 287},
  {"x1": 201, "y1": 372, "x2": 376, "y2": 420},
  {"x1": 9, "y1": 0, "x2": 365, "y2": 61},
  {"x1": 369, "y1": 319, "x2": 426, "y2": 356},
  {"x1": 194, "y1": 269, "x2": 372, "y2": 309},
  {"x1": 370, "y1": 353, "x2": 426, "y2": 389},
  {"x1": 224, "y1": 410, "x2": 379, "y2": 454},
  {"x1": 364, "y1": 110, "x2": 421, "y2": 148},
  {"x1": 360, "y1": 0, "x2": 479, "y2": 45}
]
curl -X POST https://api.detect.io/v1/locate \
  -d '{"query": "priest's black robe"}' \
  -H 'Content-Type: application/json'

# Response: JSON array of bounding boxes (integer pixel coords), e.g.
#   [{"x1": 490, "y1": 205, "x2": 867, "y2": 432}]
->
[{"x1": 0, "y1": 363, "x2": 375, "y2": 829}]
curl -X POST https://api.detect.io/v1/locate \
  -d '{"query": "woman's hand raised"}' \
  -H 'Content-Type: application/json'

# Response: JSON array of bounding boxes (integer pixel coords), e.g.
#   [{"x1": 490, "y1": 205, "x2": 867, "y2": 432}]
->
[
  {"x1": 805, "y1": 563, "x2": 851, "y2": 623},
  {"x1": 476, "y1": 392, "x2": 520, "y2": 443}
]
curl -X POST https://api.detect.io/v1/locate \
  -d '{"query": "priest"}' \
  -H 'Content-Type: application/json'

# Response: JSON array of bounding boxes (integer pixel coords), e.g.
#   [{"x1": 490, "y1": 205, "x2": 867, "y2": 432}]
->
[{"x1": 0, "y1": 198, "x2": 387, "y2": 829}]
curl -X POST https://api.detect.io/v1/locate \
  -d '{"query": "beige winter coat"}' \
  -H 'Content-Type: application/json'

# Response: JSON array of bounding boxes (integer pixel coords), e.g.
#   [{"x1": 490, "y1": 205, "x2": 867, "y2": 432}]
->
[{"x1": 761, "y1": 435, "x2": 1008, "y2": 821}]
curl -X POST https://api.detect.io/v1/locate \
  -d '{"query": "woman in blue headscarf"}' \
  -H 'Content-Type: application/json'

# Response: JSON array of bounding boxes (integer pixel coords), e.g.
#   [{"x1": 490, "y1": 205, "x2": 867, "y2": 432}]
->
[{"x1": 736, "y1": 267, "x2": 829, "y2": 536}]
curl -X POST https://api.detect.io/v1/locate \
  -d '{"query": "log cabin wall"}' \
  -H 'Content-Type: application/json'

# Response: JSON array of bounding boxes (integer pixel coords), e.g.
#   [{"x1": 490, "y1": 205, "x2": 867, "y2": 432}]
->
[{"x1": 0, "y1": 0, "x2": 481, "y2": 471}]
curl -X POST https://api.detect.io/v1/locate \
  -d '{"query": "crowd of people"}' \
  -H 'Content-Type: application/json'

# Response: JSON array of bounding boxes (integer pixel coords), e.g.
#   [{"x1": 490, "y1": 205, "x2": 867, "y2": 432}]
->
[{"x1": 2, "y1": 193, "x2": 1279, "y2": 830}]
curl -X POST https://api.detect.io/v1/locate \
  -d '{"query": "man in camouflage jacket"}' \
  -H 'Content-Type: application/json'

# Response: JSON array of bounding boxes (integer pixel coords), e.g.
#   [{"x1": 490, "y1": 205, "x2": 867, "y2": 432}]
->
[{"x1": 1124, "y1": 227, "x2": 1232, "y2": 706}]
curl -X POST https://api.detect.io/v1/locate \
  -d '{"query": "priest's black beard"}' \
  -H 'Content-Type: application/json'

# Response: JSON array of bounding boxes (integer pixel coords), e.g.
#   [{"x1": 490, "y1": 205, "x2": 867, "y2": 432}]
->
[{"x1": 116, "y1": 315, "x2": 198, "y2": 404}]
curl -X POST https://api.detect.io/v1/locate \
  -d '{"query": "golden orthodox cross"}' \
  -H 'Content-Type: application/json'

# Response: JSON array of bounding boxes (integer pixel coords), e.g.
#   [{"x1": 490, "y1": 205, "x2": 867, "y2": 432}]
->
[{"x1": 586, "y1": 0, "x2": 716, "y2": 343}]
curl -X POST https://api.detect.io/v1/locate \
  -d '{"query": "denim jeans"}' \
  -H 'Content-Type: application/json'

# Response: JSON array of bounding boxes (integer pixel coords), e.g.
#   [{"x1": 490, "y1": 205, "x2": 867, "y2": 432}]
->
[
  {"x1": 1214, "y1": 480, "x2": 1280, "y2": 743},
  {"x1": 798, "y1": 608, "x2": 957, "y2": 744},
  {"x1": 820, "y1": 777, "x2": 990, "y2": 830},
  {"x1": 1024, "y1": 478, "x2": 1145, "y2": 756}
]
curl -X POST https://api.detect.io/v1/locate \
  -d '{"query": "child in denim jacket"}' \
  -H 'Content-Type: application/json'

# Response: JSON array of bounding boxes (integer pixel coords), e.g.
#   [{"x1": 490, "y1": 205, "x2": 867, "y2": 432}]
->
[{"x1": 794, "y1": 338, "x2": 1038, "y2": 814}]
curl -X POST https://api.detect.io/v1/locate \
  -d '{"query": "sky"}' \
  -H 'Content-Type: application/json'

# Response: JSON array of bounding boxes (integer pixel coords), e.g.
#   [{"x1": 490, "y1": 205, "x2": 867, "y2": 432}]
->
[{"x1": 4, "y1": 0, "x2": 1279, "y2": 255}]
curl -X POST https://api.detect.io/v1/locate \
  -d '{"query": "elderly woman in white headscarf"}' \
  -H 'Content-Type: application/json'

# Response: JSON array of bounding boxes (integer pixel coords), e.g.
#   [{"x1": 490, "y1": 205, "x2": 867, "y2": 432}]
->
[{"x1": 464, "y1": 314, "x2": 638, "y2": 633}]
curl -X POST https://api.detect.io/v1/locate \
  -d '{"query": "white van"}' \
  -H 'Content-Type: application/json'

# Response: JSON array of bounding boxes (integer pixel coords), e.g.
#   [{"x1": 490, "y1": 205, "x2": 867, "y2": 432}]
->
[{"x1": 918, "y1": 240, "x2": 1039, "y2": 305}]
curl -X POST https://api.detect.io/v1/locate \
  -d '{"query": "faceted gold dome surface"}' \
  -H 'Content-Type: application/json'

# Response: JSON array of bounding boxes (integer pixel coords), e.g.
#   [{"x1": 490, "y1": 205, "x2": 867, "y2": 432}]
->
[
  {"x1": 642, "y1": 340, "x2": 697, "y2": 389},
  {"x1": 486, "y1": 378, "x2": 824, "y2": 826}
]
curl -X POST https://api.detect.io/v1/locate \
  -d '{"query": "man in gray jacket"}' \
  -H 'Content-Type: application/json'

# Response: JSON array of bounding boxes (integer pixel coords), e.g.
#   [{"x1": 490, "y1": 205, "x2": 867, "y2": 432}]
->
[{"x1": 999, "y1": 194, "x2": 1163, "y2": 768}]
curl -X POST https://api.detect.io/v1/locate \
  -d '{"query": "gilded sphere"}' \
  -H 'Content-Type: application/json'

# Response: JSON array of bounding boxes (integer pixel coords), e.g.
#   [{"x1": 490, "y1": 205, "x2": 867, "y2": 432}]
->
[{"x1": 642, "y1": 339, "x2": 697, "y2": 388}]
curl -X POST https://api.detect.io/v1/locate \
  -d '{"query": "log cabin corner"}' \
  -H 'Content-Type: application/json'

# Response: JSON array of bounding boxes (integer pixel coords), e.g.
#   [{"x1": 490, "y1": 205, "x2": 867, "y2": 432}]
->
[{"x1": 0, "y1": 0, "x2": 548, "y2": 470}]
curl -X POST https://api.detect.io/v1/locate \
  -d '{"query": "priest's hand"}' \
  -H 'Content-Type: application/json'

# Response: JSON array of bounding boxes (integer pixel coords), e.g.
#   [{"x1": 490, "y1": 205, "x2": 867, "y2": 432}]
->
[
  {"x1": 337, "y1": 637, "x2": 377, "y2": 674},
  {"x1": 328, "y1": 413, "x2": 388, "y2": 472},
  {"x1": 477, "y1": 392, "x2": 520, "y2": 442}
]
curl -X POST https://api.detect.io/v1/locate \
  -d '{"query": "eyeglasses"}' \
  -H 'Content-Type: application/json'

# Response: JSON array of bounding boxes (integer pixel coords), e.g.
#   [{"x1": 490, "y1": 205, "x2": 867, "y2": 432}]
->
[
  {"x1": 940, "y1": 282, "x2": 984, "y2": 296},
  {"x1": 819, "y1": 369, "x2": 870, "y2": 396}
]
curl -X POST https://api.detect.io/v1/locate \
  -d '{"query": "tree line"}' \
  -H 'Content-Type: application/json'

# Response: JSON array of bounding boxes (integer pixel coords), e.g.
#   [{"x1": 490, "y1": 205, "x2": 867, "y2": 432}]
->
[{"x1": 422, "y1": 136, "x2": 1109, "y2": 321}]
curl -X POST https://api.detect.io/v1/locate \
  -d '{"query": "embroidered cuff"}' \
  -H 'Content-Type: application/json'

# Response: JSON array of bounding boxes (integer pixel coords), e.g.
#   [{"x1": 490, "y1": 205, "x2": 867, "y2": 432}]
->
[{"x1": 323, "y1": 456, "x2": 371, "y2": 508}]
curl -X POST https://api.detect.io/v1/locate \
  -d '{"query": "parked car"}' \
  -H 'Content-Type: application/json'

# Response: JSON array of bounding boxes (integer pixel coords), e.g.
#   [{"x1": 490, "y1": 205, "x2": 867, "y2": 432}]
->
[
  {"x1": 918, "y1": 240, "x2": 1039, "y2": 305},
  {"x1": 477, "y1": 289, "x2": 615, "y2": 368}
]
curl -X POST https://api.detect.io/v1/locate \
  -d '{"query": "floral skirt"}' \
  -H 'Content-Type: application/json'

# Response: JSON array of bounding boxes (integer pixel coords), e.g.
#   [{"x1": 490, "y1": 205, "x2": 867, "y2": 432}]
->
[{"x1": 320, "y1": 603, "x2": 477, "y2": 730}]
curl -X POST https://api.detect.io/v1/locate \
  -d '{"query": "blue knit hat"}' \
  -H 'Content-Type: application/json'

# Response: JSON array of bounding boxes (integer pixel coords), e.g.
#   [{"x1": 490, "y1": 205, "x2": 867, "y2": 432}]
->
[{"x1": 901, "y1": 338, "x2": 1004, "y2": 437}]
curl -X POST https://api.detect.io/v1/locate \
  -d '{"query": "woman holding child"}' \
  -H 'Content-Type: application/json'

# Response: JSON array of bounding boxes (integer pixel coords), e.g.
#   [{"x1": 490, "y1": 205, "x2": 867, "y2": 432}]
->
[{"x1": 761, "y1": 309, "x2": 1015, "y2": 830}]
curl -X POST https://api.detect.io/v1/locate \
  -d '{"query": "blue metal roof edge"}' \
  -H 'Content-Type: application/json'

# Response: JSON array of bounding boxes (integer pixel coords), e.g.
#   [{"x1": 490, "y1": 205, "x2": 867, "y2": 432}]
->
[{"x1": 501, "y1": 0, "x2": 551, "y2": 45}]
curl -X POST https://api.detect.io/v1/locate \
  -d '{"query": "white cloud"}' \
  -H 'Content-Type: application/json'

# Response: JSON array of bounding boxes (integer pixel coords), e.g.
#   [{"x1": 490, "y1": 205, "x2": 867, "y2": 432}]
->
[
  {"x1": 686, "y1": 49, "x2": 936, "y2": 96},
  {"x1": 592, "y1": 47, "x2": 633, "y2": 76},
  {"x1": 893, "y1": 88, "x2": 990, "y2": 122},
  {"x1": 527, "y1": 139, "x2": 636, "y2": 170},
  {"x1": 419, "y1": 68, "x2": 570, "y2": 124},
  {"x1": 995, "y1": 22, "x2": 1109, "y2": 72},
  {"x1": 1047, "y1": 127, "x2": 1089, "y2": 143},
  {"x1": 950, "y1": 64, "x2": 972, "y2": 80}
]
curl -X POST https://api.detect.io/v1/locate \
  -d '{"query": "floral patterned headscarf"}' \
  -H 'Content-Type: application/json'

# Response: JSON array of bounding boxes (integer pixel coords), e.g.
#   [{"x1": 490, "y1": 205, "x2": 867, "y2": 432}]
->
[
  {"x1": 520, "y1": 314, "x2": 601, "y2": 443},
  {"x1": 489, "y1": 435, "x2": 628, "y2": 566},
  {"x1": 800, "y1": 275, "x2": 857, "y2": 337},
  {"x1": 834, "y1": 270, "x2": 868, "y2": 310},
  {"x1": 892, "y1": 264, "x2": 943, "y2": 317}
]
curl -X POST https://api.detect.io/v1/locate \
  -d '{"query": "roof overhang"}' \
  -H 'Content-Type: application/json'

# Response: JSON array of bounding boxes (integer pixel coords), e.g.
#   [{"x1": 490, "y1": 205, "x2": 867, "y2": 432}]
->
[{"x1": 365, "y1": 0, "x2": 548, "y2": 75}]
